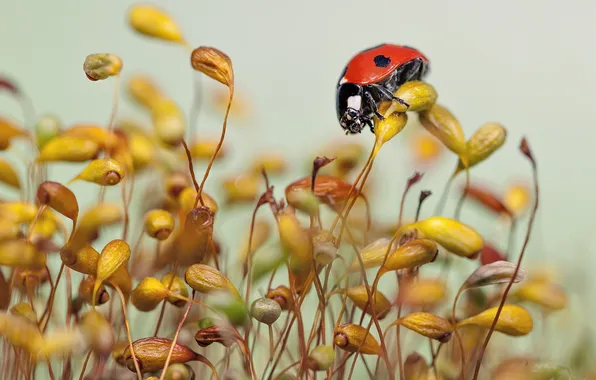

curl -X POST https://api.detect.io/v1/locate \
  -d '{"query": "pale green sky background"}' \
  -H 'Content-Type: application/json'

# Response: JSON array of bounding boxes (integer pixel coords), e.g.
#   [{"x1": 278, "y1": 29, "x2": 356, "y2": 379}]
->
[{"x1": 1, "y1": 0, "x2": 595, "y2": 377}]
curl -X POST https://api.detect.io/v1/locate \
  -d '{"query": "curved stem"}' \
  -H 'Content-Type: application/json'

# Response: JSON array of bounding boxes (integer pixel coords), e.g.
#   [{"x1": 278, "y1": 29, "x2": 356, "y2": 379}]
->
[
  {"x1": 159, "y1": 291, "x2": 195, "y2": 380},
  {"x1": 451, "y1": 287, "x2": 466, "y2": 379},
  {"x1": 114, "y1": 285, "x2": 142, "y2": 380}
]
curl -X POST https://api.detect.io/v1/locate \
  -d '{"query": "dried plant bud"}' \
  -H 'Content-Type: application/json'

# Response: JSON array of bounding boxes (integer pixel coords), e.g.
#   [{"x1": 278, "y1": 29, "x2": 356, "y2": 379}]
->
[
  {"x1": 222, "y1": 173, "x2": 260, "y2": 205},
  {"x1": 403, "y1": 216, "x2": 484, "y2": 259},
  {"x1": 152, "y1": 98, "x2": 186, "y2": 146},
  {"x1": 374, "y1": 105, "x2": 408, "y2": 146},
  {"x1": 278, "y1": 208, "x2": 312, "y2": 273},
  {"x1": 504, "y1": 182, "x2": 531, "y2": 217},
  {"x1": 455, "y1": 122, "x2": 507, "y2": 175},
  {"x1": 312, "y1": 230, "x2": 337, "y2": 265},
  {"x1": 399, "y1": 278, "x2": 446, "y2": 310},
  {"x1": 0, "y1": 158, "x2": 20, "y2": 189},
  {"x1": 238, "y1": 218, "x2": 270, "y2": 265},
  {"x1": 458, "y1": 304, "x2": 533, "y2": 336},
  {"x1": 480, "y1": 243, "x2": 507, "y2": 265},
  {"x1": 194, "y1": 324, "x2": 238, "y2": 348},
  {"x1": 83, "y1": 54, "x2": 122, "y2": 81},
  {"x1": 79, "y1": 276, "x2": 110, "y2": 305},
  {"x1": 0, "y1": 239, "x2": 45, "y2": 268},
  {"x1": 333, "y1": 323, "x2": 381, "y2": 355},
  {"x1": 348, "y1": 237, "x2": 398, "y2": 272},
  {"x1": 37, "y1": 136, "x2": 100, "y2": 162},
  {"x1": 35, "y1": 114, "x2": 62, "y2": 149},
  {"x1": 0, "y1": 117, "x2": 29, "y2": 150},
  {"x1": 461, "y1": 184, "x2": 512, "y2": 216},
  {"x1": 345, "y1": 285, "x2": 392, "y2": 319},
  {"x1": 307, "y1": 345, "x2": 335, "y2": 371},
  {"x1": 128, "y1": 5, "x2": 185, "y2": 43},
  {"x1": 185, "y1": 264, "x2": 241, "y2": 299},
  {"x1": 394, "y1": 312, "x2": 453, "y2": 342},
  {"x1": 164, "y1": 363, "x2": 195, "y2": 380},
  {"x1": 161, "y1": 273, "x2": 188, "y2": 307},
  {"x1": 127, "y1": 74, "x2": 163, "y2": 109},
  {"x1": 80, "y1": 309, "x2": 114, "y2": 354},
  {"x1": 191, "y1": 47, "x2": 234, "y2": 88},
  {"x1": 512, "y1": 279, "x2": 567, "y2": 311},
  {"x1": 72, "y1": 158, "x2": 124, "y2": 186},
  {"x1": 36, "y1": 181, "x2": 79, "y2": 222},
  {"x1": 404, "y1": 352, "x2": 430, "y2": 380},
  {"x1": 463, "y1": 261, "x2": 526, "y2": 290},
  {"x1": 9, "y1": 302, "x2": 37, "y2": 324},
  {"x1": 286, "y1": 175, "x2": 353, "y2": 213},
  {"x1": 189, "y1": 139, "x2": 226, "y2": 161},
  {"x1": 392, "y1": 80, "x2": 438, "y2": 112},
  {"x1": 418, "y1": 104, "x2": 466, "y2": 156},
  {"x1": 144, "y1": 209, "x2": 174, "y2": 240},
  {"x1": 266, "y1": 285, "x2": 293, "y2": 311},
  {"x1": 250, "y1": 297, "x2": 281, "y2": 325},
  {"x1": 383, "y1": 238, "x2": 439, "y2": 273},
  {"x1": 123, "y1": 338, "x2": 197, "y2": 373},
  {"x1": 178, "y1": 187, "x2": 218, "y2": 215},
  {"x1": 94, "y1": 240, "x2": 131, "y2": 303},
  {"x1": 249, "y1": 153, "x2": 287, "y2": 175}
]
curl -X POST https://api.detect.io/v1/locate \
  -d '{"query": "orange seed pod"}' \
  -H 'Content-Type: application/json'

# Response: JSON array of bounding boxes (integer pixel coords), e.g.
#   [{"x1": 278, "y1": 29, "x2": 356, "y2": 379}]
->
[
  {"x1": 266, "y1": 285, "x2": 293, "y2": 311},
  {"x1": 404, "y1": 352, "x2": 430, "y2": 380},
  {"x1": 334, "y1": 323, "x2": 381, "y2": 355},
  {"x1": 144, "y1": 209, "x2": 174, "y2": 240},
  {"x1": 189, "y1": 139, "x2": 226, "y2": 161},
  {"x1": 0, "y1": 117, "x2": 29, "y2": 150},
  {"x1": 399, "y1": 278, "x2": 447, "y2": 310},
  {"x1": 191, "y1": 47, "x2": 234, "y2": 88},
  {"x1": 348, "y1": 238, "x2": 397, "y2": 272},
  {"x1": 37, "y1": 181, "x2": 79, "y2": 222},
  {"x1": 286, "y1": 175, "x2": 353, "y2": 213},
  {"x1": 512, "y1": 279, "x2": 567, "y2": 311},
  {"x1": 383, "y1": 238, "x2": 439, "y2": 273}
]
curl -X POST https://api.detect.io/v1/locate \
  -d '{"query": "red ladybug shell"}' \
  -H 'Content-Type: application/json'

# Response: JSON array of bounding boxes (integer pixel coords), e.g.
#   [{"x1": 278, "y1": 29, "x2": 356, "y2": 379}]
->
[{"x1": 341, "y1": 44, "x2": 429, "y2": 85}]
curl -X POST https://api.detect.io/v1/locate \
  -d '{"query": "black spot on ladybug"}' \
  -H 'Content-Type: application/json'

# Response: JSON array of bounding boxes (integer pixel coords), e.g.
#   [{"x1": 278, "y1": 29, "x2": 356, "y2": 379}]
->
[{"x1": 374, "y1": 55, "x2": 391, "y2": 68}]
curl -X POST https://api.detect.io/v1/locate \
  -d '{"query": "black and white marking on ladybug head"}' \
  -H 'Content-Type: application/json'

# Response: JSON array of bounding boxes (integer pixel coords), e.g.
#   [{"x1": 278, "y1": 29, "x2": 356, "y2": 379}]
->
[{"x1": 337, "y1": 83, "x2": 370, "y2": 134}]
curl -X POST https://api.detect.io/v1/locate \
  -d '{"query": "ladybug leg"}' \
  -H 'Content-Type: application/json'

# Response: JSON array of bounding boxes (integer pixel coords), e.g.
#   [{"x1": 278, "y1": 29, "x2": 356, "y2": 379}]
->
[
  {"x1": 363, "y1": 91, "x2": 385, "y2": 120},
  {"x1": 370, "y1": 84, "x2": 410, "y2": 109},
  {"x1": 365, "y1": 118, "x2": 375, "y2": 133}
]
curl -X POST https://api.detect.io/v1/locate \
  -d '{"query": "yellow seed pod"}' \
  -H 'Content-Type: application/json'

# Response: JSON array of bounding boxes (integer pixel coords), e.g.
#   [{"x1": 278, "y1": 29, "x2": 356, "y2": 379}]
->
[
  {"x1": 10, "y1": 302, "x2": 37, "y2": 324},
  {"x1": 249, "y1": 153, "x2": 287, "y2": 175},
  {"x1": 0, "y1": 202, "x2": 37, "y2": 223},
  {"x1": 348, "y1": 238, "x2": 397, "y2": 272},
  {"x1": 79, "y1": 276, "x2": 110, "y2": 306},
  {"x1": 0, "y1": 158, "x2": 20, "y2": 189},
  {"x1": 191, "y1": 47, "x2": 234, "y2": 88},
  {"x1": 307, "y1": 345, "x2": 335, "y2": 371},
  {"x1": 404, "y1": 352, "x2": 430, "y2": 380},
  {"x1": 399, "y1": 278, "x2": 446, "y2": 310},
  {"x1": 0, "y1": 240, "x2": 46, "y2": 269},
  {"x1": 152, "y1": 98, "x2": 186, "y2": 146},
  {"x1": 189, "y1": 139, "x2": 226, "y2": 161},
  {"x1": 93, "y1": 240, "x2": 131, "y2": 304},
  {"x1": 83, "y1": 54, "x2": 122, "y2": 81},
  {"x1": 0, "y1": 219, "x2": 19, "y2": 242},
  {"x1": 127, "y1": 75, "x2": 163, "y2": 109},
  {"x1": 391, "y1": 81, "x2": 438, "y2": 113},
  {"x1": 403, "y1": 216, "x2": 484, "y2": 259},
  {"x1": 0, "y1": 117, "x2": 29, "y2": 150},
  {"x1": 333, "y1": 323, "x2": 381, "y2": 355},
  {"x1": 185, "y1": 264, "x2": 241, "y2": 299},
  {"x1": 63, "y1": 124, "x2": 119, "y2": 150},
  {"x1": 374, "y1": 106, "x2": 408, "y2": 148},
  {"x1": 512, "y1": 280, "x2": 567, "y2": 311},
  {"x1": 457, "y1": 304, "x2": 533, "y2": 336},
  {"x1": 0, "y1": 312, "x2": 44, "y2": 354},
  {"x1": 278, "y1": 208, "x2": 312, "y2": 273},
  {"x1": 72, "y1": 158, "x2": 124, "y2": 186},
  {"x1": 454, "y1": 122, "x2": 507, "y2": 176},
  {"x1": 34, "y1": 327, "x2": 87, "y2": 360},
  {"x1": 395, "y1": 312, "x2": 453, "y2": 342},
  {"x1": 504, "y1": 182, "x2": 531, "y2": 217},
  {"x1": 37, "y1": 136, "x2": 100, "y2": 162},
  {"x1": 37, "y1": 181, "x2": 79, "y2": 222},
  {"x1": 178, "y1": 187, "x2": 218, "y2": 215},
  {"x1": 222, "y1": 173, "x2": 260, "y2": 205},
  {"x1": 238, "y1": 218, "x2": 270, "y2": 265},
  {"x1": 383, "y1": 239, "x2": 439, "y2": 273},
  {"x1": 78, "y1": 203, "x2": 123, "y2": 232},
  {"x1": 345, "y1": 285, "x2": 392, "y2": 319},
  {"x1": 129, "y1": 133, "x2": 155, "y2": 170},
  {"x1": 131, "y1": 277, "x2": 169, "y2": 312},
  {"x1": 418, "y1": 104, "x2": 466, "y2": 156},
  {"x1": 30, "y1": 216, "x2": 58, "y2": 241},
  {"x1": 161, "y1": 273, "x2": 188, "y2": 307},
  {"x1": 128, "y1": 5, "x2": 185, "y2": 43},
  {"x1": 144, "y1": 209, "x2": 174, "y2": 240},
  {"x1": 123, "y1": 338, "x2": 199, "y2": 374},
  {"x1": 79, "y1": 310, "x2": 114, "y2": 355}
]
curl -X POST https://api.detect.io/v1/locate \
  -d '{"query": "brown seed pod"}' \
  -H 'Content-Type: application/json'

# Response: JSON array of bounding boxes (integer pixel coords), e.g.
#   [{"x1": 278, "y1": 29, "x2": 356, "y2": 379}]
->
[
  {"x1": 78, "y1": 276, "x2": 110, "y2": 306},
  {"x1": 461, "y1": 184, "x2": 512, "y2": 217},
  {"x1": 194, "y1": 325, "x2": 238, "y2": 348},
  {"x1": 404, "y1": 352, "x2": 430, "y2": 380},
  {"x1": 36, "y1": 181, "x2": 79, "y2": 222},
  {"x1": 175, "y1": 206, "x2": 214, "y2": 265},
  {"x1": 333, "y1": 323, "x2": 381, "y2": 355},
  {"x1": 191, "y1": 47, "x2": 234, "y2": 88},
  {"x1": 265, "y1": 285, "x2": 293, "y2": 311},
  {"x1": 122, "y1": 338, "x2": 197, "y2": 373},
  {"x1": 285, "y1": 175, "x2": 354, "y2": 213}
]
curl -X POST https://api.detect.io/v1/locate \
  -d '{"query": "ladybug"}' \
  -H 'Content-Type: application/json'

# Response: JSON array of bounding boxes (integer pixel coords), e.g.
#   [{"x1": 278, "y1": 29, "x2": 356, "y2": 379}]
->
[{"x1": 336, "y1": 43, "x2": 430, "y2": 134}]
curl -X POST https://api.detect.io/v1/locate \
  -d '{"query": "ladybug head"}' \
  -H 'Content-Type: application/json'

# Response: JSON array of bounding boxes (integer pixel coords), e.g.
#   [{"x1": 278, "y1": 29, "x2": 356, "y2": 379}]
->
[{"x1": 337, "y1": 83, "x2": 370, "y2": 134}]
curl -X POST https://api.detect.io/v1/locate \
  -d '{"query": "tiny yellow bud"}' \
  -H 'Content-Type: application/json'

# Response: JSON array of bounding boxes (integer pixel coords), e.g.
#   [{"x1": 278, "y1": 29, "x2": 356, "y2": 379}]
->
[
  {"x1": 348, "y1": 238, "x2": 397, "y2": 272},
  {"x1": 504, "y1": 182, "x2": 531, "y2": 217},
  {"x1": 418, "y1": 104, "x2": 466, "y2": 156},
  {"x1": 454, "y1": 122, "x2": 507, "y2": 176},
  {"x1": 383, "y1": 239, "x2": 438, "y2": 272},
  {"x1": 152, "y1": 98, "x2": 186, "y2": 146},
  {"x1": 345, "y1": 285, "x2": 392, "y2": 319},
  {"x1": 185, "y1": 264, "x2": 241, "y2": 299},
  {"x1": 126, "y1": 74, "x2": 163, "y2": 109},
  {"x1": 0, "y1": 158, "x2": 20, "y2": 189},
  {"x1": 307, "y1": 345, "x2": 335, "y2": 371},
  {"x1": 191, "y1": 47, "x2": 234, "y2": 88},
  {"x1": 512, "y1": 279, "x2": 567, "y2": 311},
  {"x1": 457, "y1": 304, "x2": 533, "y2": 336},
  {"x1": 0, "y1": 240, "x2": 45, "y2": 269},
  {"x1": 222, "y1": 173, "x2": 260, "y2": 205},
  {"x1": 333, "y1": 323, "x2": 381, "y2": 355},
  {"x1": 374, "y1": 109, "x2": 408, "y2": 147},
  {"x1": 144, "y1": 209, "x2": 174, "y2": 240},
  {"x1": 83, "y1": 54, "x2": 122, "y2": 81},
  {"x1": 278, "y1": 208, "x2": 312, "y2": 272},
  {"x1": 395, "y1": 312, "x2": 453, "y2": 342},
  {"x1": 37, "y1": 136, "x2": 100, "y2": 162},
  {"x1": 399, "y1": 278, "x2": 447, "y2": 310},
  {"x1": 128, "y1": 5, "x2": 185, "y2": 43},
  {"x1": 93, "y1": 240, "x2": 131, "y2": 304},
  {"x1": 392, "y1": 80, "x2": 438, "y2": 113},
  {"x1": 403, "y1": 216, "x2": 484, "y2": 259},
  {"x1": 131, "y1": 277, "x2": 169, "y2": 312},
  {"x1": 189, "y1": 139, "x2": 226, "y2": 161},
  {"x1": 72, "y1": 158, "x2": 124, "y2": 186}
]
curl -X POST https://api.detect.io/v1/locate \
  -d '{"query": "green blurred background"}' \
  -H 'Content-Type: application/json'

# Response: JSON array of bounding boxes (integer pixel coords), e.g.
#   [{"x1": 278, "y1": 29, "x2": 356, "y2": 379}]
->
[{"x1": 1, "y1": 0, "x2": 594, "y2": 377}]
